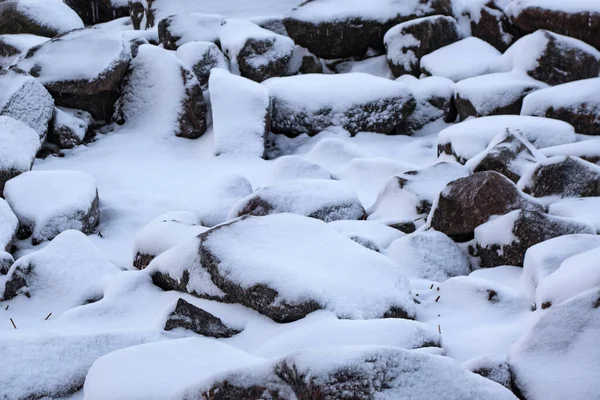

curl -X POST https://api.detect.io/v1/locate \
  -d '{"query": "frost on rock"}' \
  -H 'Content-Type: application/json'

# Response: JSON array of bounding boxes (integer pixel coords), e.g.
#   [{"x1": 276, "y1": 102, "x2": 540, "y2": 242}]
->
[
  {"x1": 521, "y1": 77, "x2": 600, "y2": 136},
  {"x1": 387, "y1": 230, "x2": 471, "y2": 281},
  {"x1": 133, "y1": 210, "x2": 208, "y2": 270},
  {"x1": 17, "y1": 28, "x2": 131, "y2": 121},
  {"x1": 0, "y1": 68, "x2": 54, "y2": 139},
  {"x1": 157, "y1": 13, "x2": 225, "y2": 50},
  {"x1": 455, "y1": 72, "x2": 546, "y2": 120},
  {"x1": 384, "y1": 15, "x2": 461, "y2": 78},
  {"x1": 176, "y1": 41, "x2": 229, "y2": 90},
  {"x1": 3, "y1": 170, "x2": 100, "y2": 244},
  {"x1": 437, "y1": 115, "x2": 576, "y2": 164},
  {"x1": 0, "y1": 116, "x2": 40, "y2": 197},
  {"x1": 151, "y1": 213, "x2": 415, "y2": 323},
  {"x1": 283, "y1": 0, "x2": 453, "y2": 59},
  {"x1": 228, "y1": 179, "x2": 366, "y2": 222},
  {"x1": 509, "y1": 288, "x2": 600, "y2": 400},
  {"x1": 504, "y1": 29, "x2": 600, "y2": 86},
  {"x1": 264, "y1": 73, "x2": 416, "y2": 137},
  {"x1": 116, "y1": 44, "x2": 208, "y2": 139},
  {"x1": 0, "y1": 0, "x2": 83, "y2": 37},
  {"x1": 0, "y1": 197, "x2": 18, "y2": 252},
  {"x1": 420, "y1": 37, "x2": 511, "y2": 82},
  {"x1": 209, "y1": 69, "x2": 270, "y2": 158},
  {"x1": 219, "y1": 19, "x2": 294, "y2": 83}
]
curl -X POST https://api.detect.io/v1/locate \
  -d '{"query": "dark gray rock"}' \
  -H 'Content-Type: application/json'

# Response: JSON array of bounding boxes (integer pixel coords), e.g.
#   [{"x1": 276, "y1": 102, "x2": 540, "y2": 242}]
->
[
  {"x1": 65, "y1": 0, "x2": 129, "y2": 25},
  {"x1": 0, "y1": 0, "x2": 83, "y2": 37},
  {"x1": 165, "y1": 298, "x2": 240, "y2": 338},
  {"x1": 176, "y1": 41, "x2": 229, "y2": 90},
  {"x1": 48, "y1": 107, "x2": 92, "y2": 149},
  {"x1": 465, "y1": 0, "x2": 522, "y2": 51}
]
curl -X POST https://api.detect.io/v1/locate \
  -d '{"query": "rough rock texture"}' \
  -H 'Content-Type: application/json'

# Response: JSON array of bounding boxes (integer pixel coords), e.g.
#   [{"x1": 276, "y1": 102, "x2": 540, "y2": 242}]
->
[
  {"x1": 0, "y1": 0, "x2": 84, "y2": 37},
  {"x1": 65, "y1": 0, "x2": 129, "y2": 25},
  {"x1": 505, "y1": 30, "x2": 600, "y2": 86},
  {"x1": 430, "y1": 171, "x2": 544, "y2": 241},
  {"x1": 176, "y1": 41, "x2": 229, "y2": 90},
  {"x1": 283, "y1": 0, "x2": 453, "y2": 59},
  {"x1": 157, "y1": 13, "x2": 224, "y2": 50},
  {"x1": 164, "y1": 298, "x2": 240, "y2": 338},
  {"x1": 49, "y1": 107, "x2": 93, "y2": 149},
  {"x1": 384, "y1": 15, "x2": 461, "y2": 77},
  {"x1": 519, "y1": 156, "x2": 600, "y2": 198},
  {"x1": 466, "y1": 0, "x2": 522, "y2": 51},
  {"x1": 475, "y1": 210, "x2": 594, "y2": 267}
]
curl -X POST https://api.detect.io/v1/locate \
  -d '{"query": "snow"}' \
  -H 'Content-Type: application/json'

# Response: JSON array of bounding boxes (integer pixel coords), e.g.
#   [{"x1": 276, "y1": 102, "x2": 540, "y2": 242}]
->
[
  {"x1": 0, "y1": 116, "x2": 40, "y2": 173},
  {"x1": 549, "y1": 197, "x2": 600, "y2": 232},
  {"x1": 421, "y1": 37, "x2": 511, "y2": 82},
  {"x1": 14, "y1": 0, "x2": 84, "y2": 35},
  {"x1": 53, "y1": 107, "x2": 92, "y2": 145},
  {"x1": 541, "y1": 139, "x2": 600, "y2": 161},
  {"x1": 0, "y1": 198, "x2": 18, "y2": 251},
  {"x1": 162, "y1": 13, "x2": 224, "y2": 48},
  {"x1": 507, "y1": 0, "x2": 600, "y2": 15},
  {"x1": 0, "y1": 33, "x2": 48, "y2": 68},
  {"x1": 474, "y1": 210, "x2": 521, "y2": 247},
  {"x1": 334, "y1": 55, "x2": 394, "y2": 79},
  {"x1": 271, "y1": 155, "x2": 332, "y2": 182},
  {"x1": 327, "y1": 219, "x2": 405, "y2": 250},
  {"x1": 209, "y1": 69, "x2": 269, "y2": 158}
]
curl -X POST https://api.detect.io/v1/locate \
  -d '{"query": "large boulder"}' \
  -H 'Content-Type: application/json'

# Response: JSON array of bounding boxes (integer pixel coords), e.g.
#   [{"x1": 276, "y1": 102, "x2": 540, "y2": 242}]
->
[
  {"x1": 176, "y1": 41, "x2": 229, "y2": 90},
  {"x1": 219, "y1": 19, "x2": 294, "y2": 83},
  {"x1": 283, "y1": 0, "x2": 452, "y2": 59},
  {"x1": 209, "y1": 69, "x2": 270, "y2": 158},
  {"x1": 116, "y1": 44, "x2": 208, "y2": 139},
  {"x1": 429, "y1": 171, "x2": 544, "y2": 241},
  {"x1": 64, "y1": 0, "x2": 129, "y2": 25},
  {"x1": 48, "y1": 106, "x2": 93, "y2": 149},
  {"x1": 264, "y1": 73, "x2": 416, "y2": 137},
  {"x1": 0, "y1": 198, "x2": 18, "y2": 252},
  {"x1": 0, "y1": 68, "x2": 54, "y2": 139},
  {"x1": 227, "y1": 179, "x2": 366, "y2": 222},
  {"x1": 474, "y1": 210, "x2": 594, "y2": 267},
  {"x1": 463, "y1": 0, "x2": 522, "y2": 51},
  {"x1": 521, "y1": 78, "x2": 600, "y2": 135},
  {"x1": 149, "y1": 213, "x2": 416, "y2": 323},
  {"x1": 17, "y1": 29, "x2": 132, "y2": 121},
  {"x1": 0, "y1": 116, "x2": 40, "y2": 198},
  {"x1": 157, "y1": 13, "x2": 224, "y2": 50},
  {"x1": 504, "y1": 29, "x2": 600, "y2": 86},
  {"x1": 384, "y1": 15, "x2": 461, "y2": 77},
  {"x1": 4, "y1": 170, "x2": 100, "y2": 244},
  {"x1": 0, "y1": 0, "x2": 83, "y2": 37}
]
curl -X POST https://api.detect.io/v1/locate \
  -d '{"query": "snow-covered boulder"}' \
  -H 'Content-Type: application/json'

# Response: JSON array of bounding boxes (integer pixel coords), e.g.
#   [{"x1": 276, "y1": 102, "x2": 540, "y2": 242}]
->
[
  {"x1": 116, "y1": 44, "x2": 208, "y2": 139},
  {"x1": 304, "y1": 137, "x2": 372, "y2": 174},
  {"x1": 328, "y1": 220, "x2": 405, "y2": 252},
  {"x1": 176, "y1": 41, "x2": 229, "y2": 90},
  {"x1": 133, "y1": 211, "x2": 208, "y2": 270},
  {"x1": 508, "y1": 0, "x2": 600, "y2": 50},
  {"x1": 17, "y1": 29, "x2": 131, "y2": 121},
  {"x1": 504, "y1": 29, "x2": 600, "y2": 86},
  {"x1": 150, "y1": 213, "x2": 416, "y2": 322},
  {"x1": 465, "y1": 129, "x2": 545, "y2": 183},
  {"x1": 518, "y1": 156, "x2": 600, "y2": 198},
  {"x1": 251, "y1": 16, "x2": 289, "y2": 36},
  {"x1": 283, "y1": 0, "x2": 452, "y2": 59},
  {"x1": 0, "y1": 198, "x2": 18, "y2": 252},
  {"x1": 219, "y1": 19, "x2": 294, "y2": 83},
  {"x1": 64, "y1": 0, "x2": 129, "y2": 25},
  {"x1": 463, "y1": 0, "x2": 521, "y2": 51},
  {"x1": 48, "y1": 106, "x2": 92, "y2": 149},
  {"x1": 455, "y1": 72, "x2": 546, "y2": 120},
  {"x1": 437, "y1": 115, "x2": 576, "y2": 164},
  {"x1": 209, "y1": 69, "x2": 270, "y2": 158},
  {"x1": 164, "y1": 298, "x2": 241, "y2": 338},
  {"x1": 227, "y1": 180, "x2": 366, "y2": 222},
  {"x1": 387, "y1": 230, "x2": 471, "y2": 281},
  {"x1": 420, "y1": 37, "x2": 511, "y2": 82},
  {"x1": 541, "y1": 139, "x2": 600, "y2": 164},
  {"x1": 475, "y1": 210, "x2": 594, "y2": 268},
  {"x1": 0, "y1": 68, "x2": 54, "y2": 139},
  {"x1": 0, "y1": 0, "x2": 83, "y2": 37},
  {"x1": 288, "y1": 44, "x2": 323, "y2": 75},
  {"x1": 368, "y1": 161, "x2": 470, "y2": 225},
  {"x1": 0, "y1": 230, "x2": 120, "y2": 303},
  {"x1": 0, "y1": 251, "x2": 13, "y2": 275},
  {"x1": 509, "y1": 288, "x2": 600, "y2": 400},
  {"x1": 157, "y1": 13, "x2": 224, "y2": 50},
  {"x1": 264, "y1": 73, "x2": 416, "y2": 137},
  {"x1": 4, "y1": 170, "x2": 100, "y2": 244},
  {"x1": 549, "y1": 197, "x2": 600, "y2": 233},
  {"x1": 384, "y1": 15, "x2": 461, "y2": 77},
  {"x1": 521, "y1": 78, "x2": 600, "y2": 136},
  {"x1": 0, "y1": 116, "x2": 40, "y2": 198},
  {"x1": 430, "y1": 171, "x2": 544, "y2": 241},
  {"x1": 271, "y1": 155, "x2": 332, "y2": 182},
  {"x1": 463, "y1": 356, "x2": 512, "y2": 389}
]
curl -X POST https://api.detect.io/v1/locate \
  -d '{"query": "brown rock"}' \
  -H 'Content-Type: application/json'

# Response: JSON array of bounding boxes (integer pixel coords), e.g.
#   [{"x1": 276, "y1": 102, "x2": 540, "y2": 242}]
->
[{"x1": 466, "y1": 0, "x2": 522, "y2": 51}]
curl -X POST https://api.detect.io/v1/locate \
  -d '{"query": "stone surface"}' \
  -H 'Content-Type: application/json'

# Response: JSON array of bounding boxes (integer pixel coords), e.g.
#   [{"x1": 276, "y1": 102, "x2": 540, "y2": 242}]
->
[{"x1": 164, "y1": 298, "x2": 241, "y2": 338}]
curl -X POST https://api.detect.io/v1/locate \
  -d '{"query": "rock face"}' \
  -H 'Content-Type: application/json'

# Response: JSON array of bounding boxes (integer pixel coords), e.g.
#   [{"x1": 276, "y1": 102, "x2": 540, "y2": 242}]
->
[
  {"x1": 508, "y1": 0, "x2": 600, "y2": 50},
  {"x1": 0, "y1": 116, "x2": 40, "y2": 198},
  {"x1": 220, "y1": 19, "x2": 294, "y2": 83},
  {"x1": 0, "y1": 198, "x2": 18, "y2": 252},
  {"x1": 0, "y1": 68, "x2": 54, "y2": 139},
  {"x1": 0, "y1": 0, "x2": 84, "y2": 37},
  {"x1": 505, "y1": 30, "x2": 600, "y2": 86},
  {"x1": 384, "y1": 15, "x2": 461, "y2": 77},
  {"x1": 465, "y1": 0, "x2": 522, "y2": 51},
  {"x1": 64, "y1": 0, "x2": 129, "y2": 25},
  {"x1": 3, "y1": 170, "x2": 100, "y2": 245},
  {"x1": 475, "y1": 210, "x2": 594, "y2": 267},
  {"x1": 283, "y1": 0, "x2": 452, "y2": 59},
  {"x1": 264, "y1": 73, "x2": 416, "y2": 137},
  {"x1": 519, "y1": 156, "x2": 600, "y2": 198},
  {"x1": 521, "y1": 78, "x2": 600, "y2": 136},
  {"x1": 150, "y1": 213, "x2": 416, "y2": 323},
  {"x1": 430, "y1": 171, "x2": 544, "y2": 241},
  {"x1": 176, "y1": 41, "x2": 229, "y2": 90},
  {"x1": 49, "y1": 107, "x2": 93, "y2": 149},
  {"x1": 157, "y1": 13, "x2": 224, "y2": 50},
  {"x1": 164, "y1": 298, "x2": 240, "y2": 338},
  {"x1": 17, "y1": 29, "x2": 131, "y2": 122}
]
